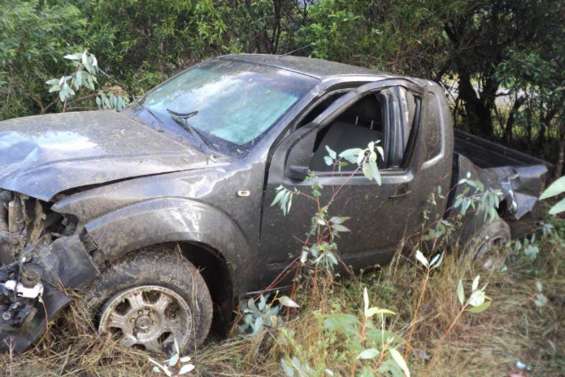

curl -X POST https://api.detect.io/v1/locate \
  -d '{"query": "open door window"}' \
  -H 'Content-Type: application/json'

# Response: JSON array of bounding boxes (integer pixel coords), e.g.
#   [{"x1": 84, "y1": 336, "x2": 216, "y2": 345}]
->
[
  {"x1": 280, "y1": 80, "x2": 423, "y2": 179},
  {"x1": 309, "y1": 91, "x2": 389, "y2": 172}
]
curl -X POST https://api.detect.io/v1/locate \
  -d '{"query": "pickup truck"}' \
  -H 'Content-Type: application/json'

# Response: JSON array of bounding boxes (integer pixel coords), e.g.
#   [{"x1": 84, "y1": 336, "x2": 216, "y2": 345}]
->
[{"x1": 0, "y1": 54, "x2": 549, "y2": 354}]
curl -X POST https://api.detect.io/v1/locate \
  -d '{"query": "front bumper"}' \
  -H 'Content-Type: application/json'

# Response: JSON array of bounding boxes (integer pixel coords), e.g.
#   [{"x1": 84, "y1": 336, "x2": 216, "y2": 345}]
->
[{"x1": 0, "y1": 235, "x2": 99, "y2": 352}]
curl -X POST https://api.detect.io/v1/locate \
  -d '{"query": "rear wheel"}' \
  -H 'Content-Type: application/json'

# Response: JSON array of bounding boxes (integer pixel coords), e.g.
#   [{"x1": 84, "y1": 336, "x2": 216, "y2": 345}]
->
[
  {"x1": 464, "y1": 217, "x2": 511, "y2": 270},
  {"x1": 87, "y1": 246, "x2": 213, "y2": 354}
]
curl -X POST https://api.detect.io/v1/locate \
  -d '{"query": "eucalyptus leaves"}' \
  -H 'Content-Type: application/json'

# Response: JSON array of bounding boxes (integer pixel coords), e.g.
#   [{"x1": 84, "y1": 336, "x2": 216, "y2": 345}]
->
[
  {"x1": 453, "y1": 173, "x2": 502, "y2": 223},
  {"x1": 46, "y1": 51, "x2": 129, "y2": 111},
  {"x1": 540, "y1": 176, "x2": 565, "y2": 215},
  {"x1": 323, "y1": 141, "x2": 385, "y2": 184},
  {"x1": 456, "y1": 275, "x2": 491, "y2": 314},
  {"x1": 148, "y1": 340, "x2": 195, "y2": 376}
]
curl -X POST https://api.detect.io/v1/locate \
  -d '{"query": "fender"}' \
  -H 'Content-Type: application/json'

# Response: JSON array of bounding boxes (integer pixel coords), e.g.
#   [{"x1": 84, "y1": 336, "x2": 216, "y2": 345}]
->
[{"x1": 83, "y1": 197, "x2": 254, "y2": 294}]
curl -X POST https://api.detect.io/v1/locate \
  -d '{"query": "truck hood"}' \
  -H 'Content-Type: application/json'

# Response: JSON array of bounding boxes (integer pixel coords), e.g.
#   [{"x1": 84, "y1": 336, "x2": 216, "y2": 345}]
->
[{"x1": 0, "y1": 110, "x2": 219, "y2": 201}]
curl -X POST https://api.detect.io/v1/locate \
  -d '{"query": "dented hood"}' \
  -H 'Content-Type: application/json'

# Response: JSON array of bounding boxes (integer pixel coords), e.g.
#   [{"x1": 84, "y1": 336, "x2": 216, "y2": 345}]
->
[{"x1": 0, "y1": 110, "x2": 216, "y2": 201}]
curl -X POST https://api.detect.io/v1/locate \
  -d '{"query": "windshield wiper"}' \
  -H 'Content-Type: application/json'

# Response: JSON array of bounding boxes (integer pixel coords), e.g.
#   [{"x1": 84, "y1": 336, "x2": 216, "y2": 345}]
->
[{"x1": 166, "y1": 108, "x2": 218, "y2": 153}]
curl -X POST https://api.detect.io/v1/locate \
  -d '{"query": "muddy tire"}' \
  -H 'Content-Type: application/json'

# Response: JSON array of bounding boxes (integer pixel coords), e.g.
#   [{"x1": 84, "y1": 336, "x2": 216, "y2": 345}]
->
[
  {"x1": 463, "y1": 217, "x2": 511, "y2": 270},
  {"x1": 86, "y1": 246, "x2": 213, "y2": 354}
]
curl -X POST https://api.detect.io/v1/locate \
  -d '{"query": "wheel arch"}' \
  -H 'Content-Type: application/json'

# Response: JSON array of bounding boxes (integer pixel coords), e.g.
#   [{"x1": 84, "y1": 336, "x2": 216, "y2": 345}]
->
[
  {"x1": 176, "y1": 240, "x2": 234, "y2": 335},
  {"x1": 82, "y1": 197, "x2": 255, "y2": 328}
]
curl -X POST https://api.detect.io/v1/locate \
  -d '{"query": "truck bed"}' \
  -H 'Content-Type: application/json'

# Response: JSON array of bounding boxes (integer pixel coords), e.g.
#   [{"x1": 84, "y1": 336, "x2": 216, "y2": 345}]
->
[{"x1": 454, "y1": 128, "x2": 551, "y2": 169}]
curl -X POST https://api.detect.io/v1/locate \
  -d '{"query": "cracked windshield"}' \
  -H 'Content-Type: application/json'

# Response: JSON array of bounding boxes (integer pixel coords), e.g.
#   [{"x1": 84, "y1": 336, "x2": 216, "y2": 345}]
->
[{"x1": 143, "y1": 60, "x2": 316, "y2": 148}]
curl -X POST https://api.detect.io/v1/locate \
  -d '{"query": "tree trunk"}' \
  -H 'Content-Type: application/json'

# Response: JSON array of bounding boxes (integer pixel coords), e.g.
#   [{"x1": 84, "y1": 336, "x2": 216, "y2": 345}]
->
[
  {"x1": 526, "y1": 110, "x2": 533, "y2": 153},
  {"x1": 270, "y1": 0, "x2": 282, "y2": 53},
  {"x1": 555, "y1": 121, "x2": 565, "y2": 179},
  {"x1": 540, "y1": 107, "x2": 558, "y2": 152},
  {"x1": 458, "y1": 72, "x2": 495, "y2": 136},
  {"x1": 505, "y1": 95, "x2": 526, "y2": 144},
  {"x1": 556, "y1": 138, "x2": 565, "y2": 179}
]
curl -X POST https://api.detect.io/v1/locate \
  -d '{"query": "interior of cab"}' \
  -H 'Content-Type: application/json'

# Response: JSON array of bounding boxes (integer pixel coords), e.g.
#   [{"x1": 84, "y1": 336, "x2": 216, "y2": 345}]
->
[
  {"x1": 292, "y1": 86, "x2": 419, "y2": 175},
  {"x1": 308, "y1": 93, "x2": 387, "y2": 172}
]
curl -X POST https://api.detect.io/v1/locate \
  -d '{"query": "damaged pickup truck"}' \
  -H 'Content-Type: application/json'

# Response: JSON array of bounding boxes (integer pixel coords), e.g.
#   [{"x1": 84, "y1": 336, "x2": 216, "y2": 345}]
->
[{"x1": 0, "y1": 54, "x2": 549, "y2": 354}]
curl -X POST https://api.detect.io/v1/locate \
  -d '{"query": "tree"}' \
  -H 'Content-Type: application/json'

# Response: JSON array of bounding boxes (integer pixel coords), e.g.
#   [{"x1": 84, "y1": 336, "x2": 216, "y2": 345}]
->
[
  {"x1": 493, "y1": 0, "x2": 564, "y2": 175},
  {"x1": 435, "y1": 0, "x2": 562, "y2": 139},
  {"x1": 296, "y1": 0, "x2": 446, "y2": 77},
  {"x1": 0, "y1": 0, "x2": 86, "y2": 118}
]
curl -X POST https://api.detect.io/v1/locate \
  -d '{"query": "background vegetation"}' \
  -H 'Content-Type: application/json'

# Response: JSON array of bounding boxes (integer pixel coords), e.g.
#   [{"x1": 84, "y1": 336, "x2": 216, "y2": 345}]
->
[
  {"x1": 1, "y1": 0, "x2": 564, "y2": 174},
  {"x1": 0, "y1": 1, "x2": 564, "y2": 376}
]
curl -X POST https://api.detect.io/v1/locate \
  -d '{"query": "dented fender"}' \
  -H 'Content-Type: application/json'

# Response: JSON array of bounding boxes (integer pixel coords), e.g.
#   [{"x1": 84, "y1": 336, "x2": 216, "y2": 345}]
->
[
  {"x1": 481, "y1": 164, "x2": 548, "y2": 220},
  {"x1": 451, "y1": 154, "x2": 548, "y2": 243},
  {"x1": 453, "y1": 154, "x2": 548, "y2": 220},
  {"x1": 83, "y1": 197, "x2": 253, "y2": 292}
]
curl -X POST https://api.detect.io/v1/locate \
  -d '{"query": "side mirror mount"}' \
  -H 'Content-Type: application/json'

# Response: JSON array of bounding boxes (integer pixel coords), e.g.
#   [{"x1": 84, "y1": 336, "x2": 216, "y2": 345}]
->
[
  {"x1": 271, "y1": 122, "x2": 317, "y2": 182},
  {"x1": 286, "y1": 165, "x2": 309, "y2": 181}
]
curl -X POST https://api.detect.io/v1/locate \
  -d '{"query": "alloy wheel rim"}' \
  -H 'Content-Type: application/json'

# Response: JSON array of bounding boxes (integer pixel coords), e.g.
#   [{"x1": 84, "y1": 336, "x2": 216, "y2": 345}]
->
[{"x1": 98, "y1": 285, "x2": 193, "y2": 353}]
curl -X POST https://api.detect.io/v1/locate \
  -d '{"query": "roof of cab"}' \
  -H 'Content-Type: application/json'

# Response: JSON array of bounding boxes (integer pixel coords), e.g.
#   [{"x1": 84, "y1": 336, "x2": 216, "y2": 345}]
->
[{"x1": 219, "y1": 54, "x2": 376, "y2": 79}]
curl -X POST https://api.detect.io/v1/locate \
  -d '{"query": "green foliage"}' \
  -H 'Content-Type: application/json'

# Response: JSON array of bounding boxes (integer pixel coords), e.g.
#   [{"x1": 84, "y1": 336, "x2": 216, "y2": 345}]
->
[
  {"x1": 533, "y1": 281, "x2": 548, "y2": 309},
  {"x1": 297, "y1": 0, "x2": 445, "y2": 75},
  {"x1": 84, "y1": 0, "x2": 229, "y2": 86},
  {"x1": 280, "y1": 356, "x2": 315, "y2": 377},
  {"x1": 415, "y1": 250, "x2": 444, "y2": 270},
  {"x1": 456, "y1": 275, "x2": 491, "y2": 314},
  {"x1": 95, "y1": 92, "x2": 128, "y2": 112},
  {"x1": 148, "y1": 339, "x2": 195, "y2": 376},
  {"x1": 46, "y1": 52, "x2": 99, "y2": 102},
  {"x1": 423, "y1": 219, "x2": 455, "y2": 242},
  {"x1": 45, "y1": 51, "x2": 129, "y2": 112},
  {"x1": 540, "y1": 177, "x2": 565, "y2": 215},
  {"x1": 239, "y1": 294, "x2": 299, "y2": 336},
  {"x1": 323, "y1": 141, "x2": 385, "y2": 183},
  {"x1": 332, "y1": 288, "x2": 405, "y2": 376},
  {"x1": 280, "y1": 287, "x2": 408, "y2": 377},
  {"x1": 272, "y1": 185, "x2": 297, "y2": 216},
  {"x1": 0, "y1": 0, "x2": 86, "y2": 118},
  {"x1": 512, "y1": 236, "x2": 540, "y2": 261},
  {"x1": 239, "y1": 294, "x2": 282, "y2": 336},
  {"x1": 453, "y1": 174, "x2": 502, "y2": 223}
]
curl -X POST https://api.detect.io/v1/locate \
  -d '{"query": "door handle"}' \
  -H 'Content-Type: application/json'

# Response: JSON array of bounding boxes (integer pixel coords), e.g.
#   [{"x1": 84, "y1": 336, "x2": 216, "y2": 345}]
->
[{"x1": 389, "y1": 183, "x2": 412, "y2": 199}]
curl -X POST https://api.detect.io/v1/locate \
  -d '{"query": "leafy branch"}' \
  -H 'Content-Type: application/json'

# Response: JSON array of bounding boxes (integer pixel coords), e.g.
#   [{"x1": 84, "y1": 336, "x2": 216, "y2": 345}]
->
[{"x1": 46, "y1": 51, "x2": 129, "y2": 112}]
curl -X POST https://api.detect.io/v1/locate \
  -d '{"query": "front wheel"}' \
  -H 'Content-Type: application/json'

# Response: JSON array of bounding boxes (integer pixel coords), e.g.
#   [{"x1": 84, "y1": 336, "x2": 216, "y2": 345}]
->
[{"x1": 86, "y1": 246, "x2": 213, "y2": 354}]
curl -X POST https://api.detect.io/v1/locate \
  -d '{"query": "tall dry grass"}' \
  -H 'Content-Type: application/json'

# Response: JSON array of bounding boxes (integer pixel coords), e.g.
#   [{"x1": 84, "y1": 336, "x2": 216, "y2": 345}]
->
[{"x1": 1, "y1": 222, "x2": 564, "y2": 377}]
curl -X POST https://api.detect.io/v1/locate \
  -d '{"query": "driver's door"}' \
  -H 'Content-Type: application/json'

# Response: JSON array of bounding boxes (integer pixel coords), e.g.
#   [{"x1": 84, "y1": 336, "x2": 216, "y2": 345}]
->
[{"x1": 258, "y1": 79, "x2": 433, "y2": 284}]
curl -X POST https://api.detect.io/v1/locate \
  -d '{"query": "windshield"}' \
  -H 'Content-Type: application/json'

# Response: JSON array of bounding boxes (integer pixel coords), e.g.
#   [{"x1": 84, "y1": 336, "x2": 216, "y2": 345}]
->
[{"x1": 142, "y1": 59, "x2": 317, "y2": 153}]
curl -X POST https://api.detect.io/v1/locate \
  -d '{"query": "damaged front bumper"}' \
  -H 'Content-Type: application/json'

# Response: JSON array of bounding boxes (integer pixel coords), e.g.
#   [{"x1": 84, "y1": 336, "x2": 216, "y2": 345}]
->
[
  {"x1": 0, "y1": 190, "x2": 100, "y2": 352},
  {"x1": 0, "y1": 235, "x2": 99, "y2": 352}
]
